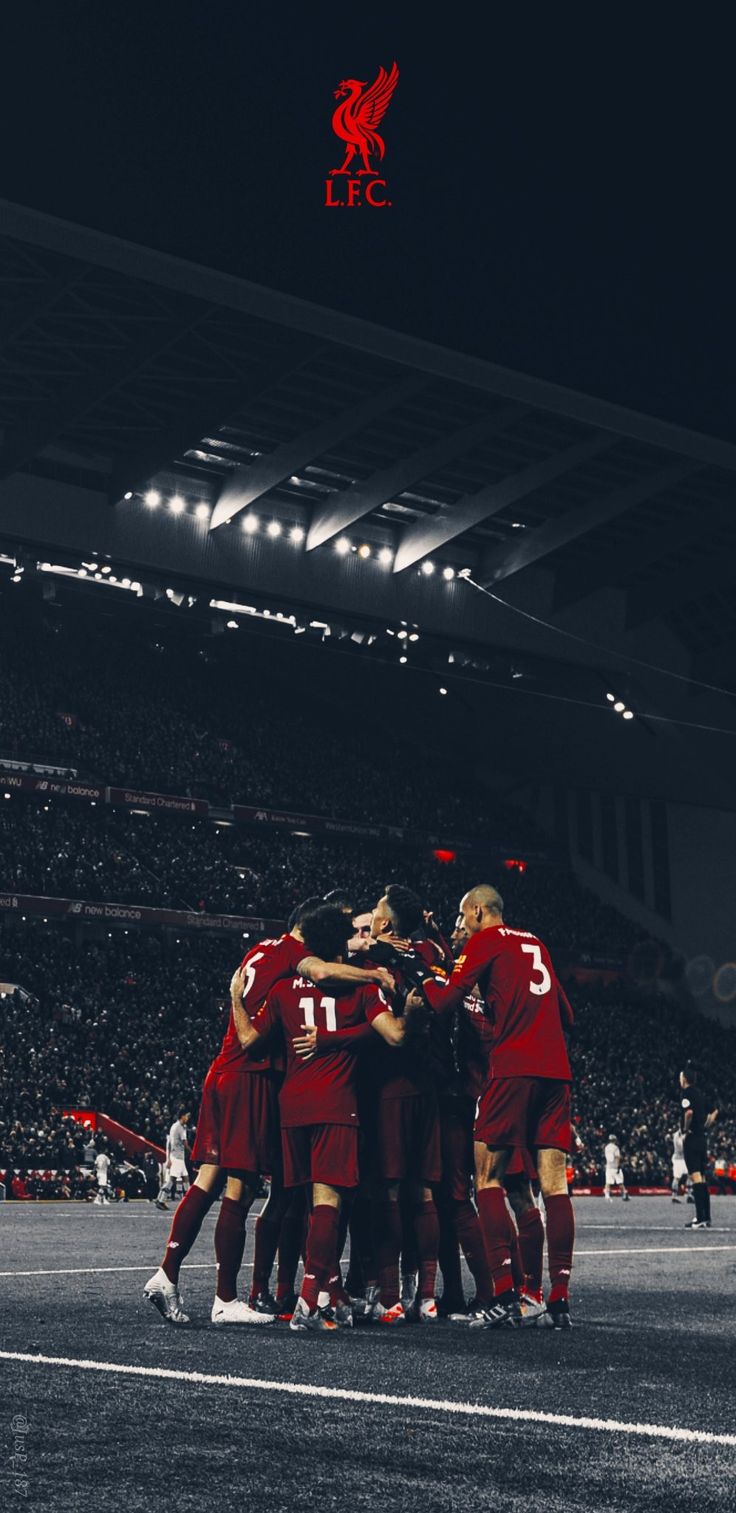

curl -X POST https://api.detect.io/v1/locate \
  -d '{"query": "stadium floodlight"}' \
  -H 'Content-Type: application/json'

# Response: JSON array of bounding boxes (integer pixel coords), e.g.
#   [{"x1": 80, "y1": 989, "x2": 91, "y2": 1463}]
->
[
  {"x1": 399, "y1": 655, "x2": 407, "y2": 664},
  {"x1": 622, "y1": 709, "x2": 634, "y2": 720},
  {"x1": 357, "y1": 543, "x2": 371, "y2": 559},
  {"x1": 226, "y1": 620, "x2": 238, "y2": 630},
  {"x1": 443, "y1": 566, "x2": 455, "y2": 580},
  {"x1": 242, "y1": 514, "x2": 259, "y2": 534},
  {"x1": 606, "y1": 693, "x2": 615, "y2": 702},
  {"x1": 614, "y1": 701, "x2": 626, "y2": 713},
  {"x1": 397, "y1": 629, "x2": 408, "y2": 640},
  {"x1": 100, "y1": 565, "x2": 111, "y2": 574},
  {"x1": 144, "y1": 489, "x2": 161, "y2": 508},
  {"x1": 421, "y1": 560, "x2": 435, "y2": 576},
  {"x1": 267, "y1": 520, "x2": 282, "y2": 537},
  {"x1": 408, "y1": 632, "x2": 419, "y2": 642},
  {"x1": 290, "y1": 525, "x2": 305, "y2": 543},
  {"x1": 195, "y1": 502, "x2": 210, "y2": 521},
  {"x1": 123, "y1": 491, "x2": 133, "y2": 501},
  {"x1": 169, "y1": 495, "x2": 186, "y2": 515},
  {"x1": 335, "y1": 536, "x2": 351, "y2": 555},
  {"x1": 439, "y1": 687, "x2": 448, "y2": 695},
  {"x1": 379, "y1": 547, "x2": 393, "y2": 565}
]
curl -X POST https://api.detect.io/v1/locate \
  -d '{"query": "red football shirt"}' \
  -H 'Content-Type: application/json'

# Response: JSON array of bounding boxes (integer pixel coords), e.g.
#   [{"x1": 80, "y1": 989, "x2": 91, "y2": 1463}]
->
[
  {"x1": 254, "y1": 976, "x2": 387, "y2": 1126},
  {"x1": 423, "y1": 924, "x2": 573, "y2": 1081},
  {"x1": 362, "y1": 936, "x2": 447, "y2": 1100},
  {"x1": 213, "y1": 934, "x2": 307, "y2": 1075}
]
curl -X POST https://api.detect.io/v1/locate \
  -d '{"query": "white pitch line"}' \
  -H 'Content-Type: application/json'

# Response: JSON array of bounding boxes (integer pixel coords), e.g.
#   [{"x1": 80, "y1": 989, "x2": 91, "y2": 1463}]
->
[
  {"x1": 575, "y1": 1244, "x2": 736, "y2": 1257},
  {"x1": 2, "y1": 1247, "x2": 735, "y2": 1279},
  {"x1": 0, "y1": 1350, "x2": 733, "y2": 1447},
  {"x1": 0, "y1": 1262, "x2": 245, "y2": 1277}
]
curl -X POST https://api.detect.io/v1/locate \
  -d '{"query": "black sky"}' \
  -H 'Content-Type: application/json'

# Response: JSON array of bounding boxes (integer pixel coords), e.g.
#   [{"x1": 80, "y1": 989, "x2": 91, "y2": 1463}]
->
[{"x1": 3, "y1": 5, "x2": 735, "y2": 436}]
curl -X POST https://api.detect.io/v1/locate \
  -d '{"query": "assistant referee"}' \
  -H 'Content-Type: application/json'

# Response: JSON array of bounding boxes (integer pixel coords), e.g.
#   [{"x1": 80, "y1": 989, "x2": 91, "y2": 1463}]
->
[{"x1": 679, "y1": 1063, "x2": 718, "y2": 1230}]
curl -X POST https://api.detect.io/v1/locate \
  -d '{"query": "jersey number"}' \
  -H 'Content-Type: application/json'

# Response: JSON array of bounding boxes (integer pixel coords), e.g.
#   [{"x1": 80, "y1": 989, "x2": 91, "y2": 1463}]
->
[
  {"x1": 521, "y1": 943, "x2": 552, "y2": 996},
  {"x1": 299, "y1": 995, "x2": 337, "y2": 1031},
  {"x1": 242, "y1": 952, "x2": 265, "y2": 997}
]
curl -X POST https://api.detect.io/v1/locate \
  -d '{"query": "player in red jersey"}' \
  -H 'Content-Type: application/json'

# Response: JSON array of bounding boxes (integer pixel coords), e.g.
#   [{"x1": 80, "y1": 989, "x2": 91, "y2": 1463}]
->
[
  {"x1": 232, "y1": 904, "x2": 405, "y2": 1332},
  {"x1": 143, "y1": 897, "x2": 394, "y2": 1326},
  {"x1": 359, "y1": 885, "x2": 446, "y2": 1324},
  {"x1": 417, "y1": 883, "x2": 575, "y2": 1330}
]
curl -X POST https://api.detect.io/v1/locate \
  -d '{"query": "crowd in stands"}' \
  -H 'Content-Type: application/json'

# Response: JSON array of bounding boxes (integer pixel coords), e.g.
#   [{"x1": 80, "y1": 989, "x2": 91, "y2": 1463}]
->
[
  {"x1": 0, "y1": 796, "x2": 639, "y2": 960},
  {"x1": 1, "y1": 596, "x2": 732, "y2": 1199},
  {"x1": 1, "y1": 923, "x2": 734, "y2": 1194},
  {"x1": 0, "y1": 604, "x2": 541, "y2": 841}
]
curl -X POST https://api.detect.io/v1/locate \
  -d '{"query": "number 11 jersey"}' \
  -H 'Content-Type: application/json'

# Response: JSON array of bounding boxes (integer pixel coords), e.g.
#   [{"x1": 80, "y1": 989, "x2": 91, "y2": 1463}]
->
[{"x1": 254, "y1": 977, "x2": 387, "y2": 1126}]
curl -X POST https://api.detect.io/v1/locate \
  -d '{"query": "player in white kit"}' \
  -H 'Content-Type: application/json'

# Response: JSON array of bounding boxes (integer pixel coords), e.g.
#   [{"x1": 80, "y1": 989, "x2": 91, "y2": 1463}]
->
[
  {"x1": 603, "y1": 1136, "x2": 629, "y2": 1201},
  {"x1": 671, "y1": 1127, "x2": 688, "y2": 1202},
  {"x1": 94, "y1": 1150, "x2": 112, "y2": 1205},
  {"x1": 155, "y1": 1112, "x2": 191, "y2": 1209}
]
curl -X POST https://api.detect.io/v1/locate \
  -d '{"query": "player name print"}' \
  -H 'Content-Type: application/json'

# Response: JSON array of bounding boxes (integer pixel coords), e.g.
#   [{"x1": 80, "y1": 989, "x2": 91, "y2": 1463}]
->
[{"x1": 325, "y1": 61, "x2": 399, "y2": 208}]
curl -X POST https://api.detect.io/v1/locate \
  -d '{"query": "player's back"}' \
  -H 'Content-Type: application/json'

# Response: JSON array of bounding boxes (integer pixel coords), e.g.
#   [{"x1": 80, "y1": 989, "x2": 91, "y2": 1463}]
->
[
  {"x1": 263, "y1": 975, "x2": 385, "y2": 1127},
  {"x1": 215, "y1": 933, "x2": 305, "y2": 1074},
  {"x1": 478, "y1": 925, "x2": 571, "y2": 1081}
]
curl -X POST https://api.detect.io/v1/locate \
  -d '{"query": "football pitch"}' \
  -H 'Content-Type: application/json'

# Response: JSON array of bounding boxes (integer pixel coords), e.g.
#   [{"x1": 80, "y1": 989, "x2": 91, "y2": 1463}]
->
[{"x1": 1, "y1": 1197, "x2": 734, "y2": 1513}]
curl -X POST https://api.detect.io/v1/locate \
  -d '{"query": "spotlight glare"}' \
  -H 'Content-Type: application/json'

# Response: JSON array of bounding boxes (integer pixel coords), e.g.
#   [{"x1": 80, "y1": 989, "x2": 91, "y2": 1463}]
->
[
  {"x1": 267, "y1": 519, "x2": 282, "y2": 537},
  {"x1": 379, "y1": 547, "x2": 393, "y2": 566},
  {"x1": 335, "y1": 537, "x2": 351, "y2": 555},
  {"x1": 195, "y1": 502, "x2": 210, "y2": 521},
  {"x1": 144, "y1": 490, "x2": 160, "y2": 508},
  {"x1": 421, "y1": 560, "x2": 435, "y2": 576},
  {"x1": 226, "y1": 619, "x2": 238, "y2": 629},
  {"x1": 123, "y1": 491, "x2": 133, "y2": 501},
  {"x1": 622, "y1": 709, "x2": 634, "y2": 720},
  {"x1": 408, "y1": 633, "x2": 419, "y2": 642},
  {"x1": 169, "y1": 495, "x2": 185, "y2": 515},
  {"x1": 399, "y1": 655, "x2": 407, "y2": 664},
  {"x1": 290, "y1": 525, "x2": 305, "y2": 543},
  {"x1": 357, "y1": 543, "x2": 371, "y2": 559},
  {"x1": 439, "y1": 687, "x2": 448, "y2": 695},
  {"x1": 443, "y1": 566, "x2": 455, "y2": 580},
  {"x1": 397, "y1": 629, "x2": 408, "y2": 640},
  {"x1": 242, "y1": 514, "x2": 259, "y2": 534},
  {"x1": 614, "y1": 701, "x2": 625, "y2": 713},
  {"x1": 606, "y1": 693, "x2": 615, "y2": 703}
]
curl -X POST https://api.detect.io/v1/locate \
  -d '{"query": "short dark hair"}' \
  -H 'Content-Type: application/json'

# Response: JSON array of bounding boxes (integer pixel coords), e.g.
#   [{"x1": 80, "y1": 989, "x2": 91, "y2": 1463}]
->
[
  {"x1": 287, "y1": 895, "x2": 323, "y2": 932},
  {"x1": 384, "y1": 883, "x2": 423, "y2": 938},
  {"x1": 300, "y1": 903, "x2": 352, "y2": 963},
  {"x1": 323, "y1": 888, "x2": 355, "y2": 914}
]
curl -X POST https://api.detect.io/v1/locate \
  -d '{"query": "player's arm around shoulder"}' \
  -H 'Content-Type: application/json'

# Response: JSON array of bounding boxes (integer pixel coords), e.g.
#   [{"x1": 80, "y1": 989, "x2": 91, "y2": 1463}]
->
[
  {"x1": 230, "y1": 966, "x2": 263, "y2": 1049},
  {"x1": 367, "y1": 985, "x2": 405, "y2": 1046},
  {"x1": 299, "y1": 954, "x2": 395, "y2": 997}
]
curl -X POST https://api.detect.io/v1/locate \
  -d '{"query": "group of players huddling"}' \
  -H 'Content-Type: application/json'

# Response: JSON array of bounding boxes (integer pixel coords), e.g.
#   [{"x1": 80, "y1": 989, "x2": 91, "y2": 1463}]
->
[{"x1": 144, "y1": 881, "x2": 577, "y2": 1333}]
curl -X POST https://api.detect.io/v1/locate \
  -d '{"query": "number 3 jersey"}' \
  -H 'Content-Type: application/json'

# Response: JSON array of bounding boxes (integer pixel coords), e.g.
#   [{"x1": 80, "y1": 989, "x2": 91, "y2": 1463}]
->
[
  {"x1": 253, "y1": 976, "x2": 387, "y2": 1126},
  {"x1": 422, "y1": 924, "x2": 573, "y2": 1081}
]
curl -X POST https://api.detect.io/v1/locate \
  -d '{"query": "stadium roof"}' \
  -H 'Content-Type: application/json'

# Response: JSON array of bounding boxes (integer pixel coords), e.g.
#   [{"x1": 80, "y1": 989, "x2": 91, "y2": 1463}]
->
[{"x1": 1, "y1": 199, "x2": 736, "y2": 810}]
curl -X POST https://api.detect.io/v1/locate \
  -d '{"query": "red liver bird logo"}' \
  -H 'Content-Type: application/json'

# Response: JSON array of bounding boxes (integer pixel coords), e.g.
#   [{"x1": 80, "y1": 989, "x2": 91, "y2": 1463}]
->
[{"x1": 330, "y1": 62, "x2": 400, "y2": 176}]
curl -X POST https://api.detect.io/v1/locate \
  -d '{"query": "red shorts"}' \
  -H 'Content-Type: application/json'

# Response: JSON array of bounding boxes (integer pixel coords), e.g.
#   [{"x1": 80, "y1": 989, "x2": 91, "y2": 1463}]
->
[
  {"x1": 282, "y1": 1124, "x2": 359, "y2": 1189},
  {"x1": 504, "y1": 1146, "x2": 538, "y2": 1190},
  {"x1": 475, "y1": 1077, "x2": 571, "y2": 1154},
  {"x1": 439, "y1": 1097, "x2": 474, "y2": 1202},
  {"x1": 369, "y1": 1093, "x2": 442, "y2": 1185},
  {"x1": 191, "y1": 1066, "x2": 281, "y2": 1174}
]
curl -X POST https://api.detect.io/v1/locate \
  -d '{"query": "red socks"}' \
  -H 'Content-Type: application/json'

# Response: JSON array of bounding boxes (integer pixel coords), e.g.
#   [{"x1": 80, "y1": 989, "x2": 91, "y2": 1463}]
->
[
  {"x1": 214, "y1": 1196, "x2": 249, "y2": 1302},
  {"x1": 374, "y1": 1198, "x2": 403, "y2": 1307},
  {"x1": 301, "y1": 1204, "x2": 340, "y2": 1312},
  {"x1": 477, "y1": 1186, "x2": 514, "y2": 1295},
  {"x1": 276, "y1": 1191, "x2": 307, "y2": 1301},
  {"x1": 413, "y1": 1199, "x2": 440, "y2": 1300},
  {"x1": 161, "y1": 1183, "x2": 215, "y2": 1283},
  {"x1": 518, "y1": 1206, "x2": 545, "y2": 1300},
  {"x1": 545, "y1": 1193, "x2": 574, "y2": 1302},
  {"x1": 453, "y1": 1200, "x2": 492, "y2": 1308},
  {"x1": 508, "y1": 1220, "x2": 525, "y2": 1293},
  {"x1": 250, "y1": 1185, "x2": 291, "y2": 1300}
]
